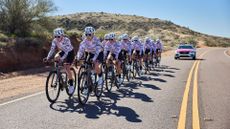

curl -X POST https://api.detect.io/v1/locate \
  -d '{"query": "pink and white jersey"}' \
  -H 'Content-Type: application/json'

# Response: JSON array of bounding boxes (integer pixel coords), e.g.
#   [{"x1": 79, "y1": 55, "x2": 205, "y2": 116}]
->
[
  {"x1": 104, "y1": 41, "x2": 121, "y2": 59},
  {"x1": 120, "y1": 40, "x2": 133, "y2": 55},
  {"x1": 132, "y1": 40, "x2": 144, "y2": 53},
  {"x1": 47, "y1": 37, "x2": 73, "y2": 60},
  {"x1": 144, "y1": 41, "x2": 153, "y2": 53},
  {"x1": 77, "y1": 36, "x2": 103, "y2": 61},
  {"x1": 156, "y1": 42, "x2": 163, "y2": 50},
  {"x1": 151, "y1": 41, "x2": 157, "y2": 53}
]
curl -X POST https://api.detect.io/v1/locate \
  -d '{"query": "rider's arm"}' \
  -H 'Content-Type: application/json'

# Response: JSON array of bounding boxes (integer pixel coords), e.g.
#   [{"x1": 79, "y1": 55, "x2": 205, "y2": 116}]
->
[
  {"x1": 46, "y1": 40, "x2": 56, "y2": 60},
  {"x1": 76, "y1": 42, "x2": 85, "y2": 60}
]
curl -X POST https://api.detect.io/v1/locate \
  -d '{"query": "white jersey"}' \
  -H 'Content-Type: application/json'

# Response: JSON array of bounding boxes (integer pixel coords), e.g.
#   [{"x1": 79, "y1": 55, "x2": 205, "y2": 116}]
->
[
  {"x1": 76, "y1": 36, "x2": 103, "y2": 61},
  {"x1": 47, "y1": 37, "x2": 73, "y2": 60}
]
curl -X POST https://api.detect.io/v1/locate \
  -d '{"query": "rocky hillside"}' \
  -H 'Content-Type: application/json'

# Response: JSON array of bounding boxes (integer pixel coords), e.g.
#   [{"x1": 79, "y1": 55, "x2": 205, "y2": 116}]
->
[{"x1": 52, "y1": 12, "x2": 230, "y2": 48}]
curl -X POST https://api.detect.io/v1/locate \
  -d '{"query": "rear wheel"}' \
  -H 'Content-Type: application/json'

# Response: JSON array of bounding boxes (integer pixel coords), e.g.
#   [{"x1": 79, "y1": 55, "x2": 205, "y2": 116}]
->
[
  {"x1": 78, "y1": 72, "x2": 89, "y2": 105},
  {"x1": 45, "y1": 71, "x2": 61, "y2": 103}
]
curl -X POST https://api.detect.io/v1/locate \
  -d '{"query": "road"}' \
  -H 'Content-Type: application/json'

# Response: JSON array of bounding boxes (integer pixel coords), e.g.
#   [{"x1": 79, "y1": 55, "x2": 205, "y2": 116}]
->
[{"x1": 0, "y1": 48, "x2": 229, "y2": 129}]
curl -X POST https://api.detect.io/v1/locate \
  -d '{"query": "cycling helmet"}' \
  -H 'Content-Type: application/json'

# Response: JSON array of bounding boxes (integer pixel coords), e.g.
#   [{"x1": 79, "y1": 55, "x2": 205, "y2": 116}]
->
[
  {"x1": 53, "y1": 28, "x2": 64, "y2": 36},
  {"x1": 132, "y1": 36, "x2": 139, "y2": 41},
  {"x1": 122, "y1": 33, "x2": 129, "y2": 40},
  {"x1": 108, "y1": 32, "x2": 116, "y2": 39},
  {"x1": 156, "y1": 39, "x2": 160, "y2": 43},
  {"x1": 145, "y1": 37, "x2": 151, "y2": 42},
  {"x1": 104, "y1": 34, "x2": 109, "y2": 40},
  {"x1": 84, "y1": 26, "x2": 95, "y2": 34}
]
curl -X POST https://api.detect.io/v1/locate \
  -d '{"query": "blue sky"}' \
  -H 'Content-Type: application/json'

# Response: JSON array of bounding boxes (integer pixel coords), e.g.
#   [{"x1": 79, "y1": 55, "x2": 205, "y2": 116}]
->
[{"x1": 52, "y1": 0, "x2": 230, "y2": 38}]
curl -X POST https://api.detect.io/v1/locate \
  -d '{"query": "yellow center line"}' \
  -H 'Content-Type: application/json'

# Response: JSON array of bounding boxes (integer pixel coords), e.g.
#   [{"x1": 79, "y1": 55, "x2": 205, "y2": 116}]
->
[
  {"x1": 177, "y1": 61, "x2": 198, "y2": 129},
  {"x1": 177, "y1": 50, "x2": 210, "y2": 129},
  {"x1": 193, "y1": 61, "x2": 201, "y2": 129}
]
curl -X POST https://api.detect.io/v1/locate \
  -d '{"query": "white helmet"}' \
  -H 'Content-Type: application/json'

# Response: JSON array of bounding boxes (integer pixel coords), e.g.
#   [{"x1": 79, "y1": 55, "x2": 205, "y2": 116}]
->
[
  {"x1": 84, "y1": 26, "x2": 95, "y2": 34},
  {"x1": 156, "y1": 39, "x2": 160, "y2": 43},
  {"x1": 145, "y1": 37, "x2": 151, "y2": 42},
  {"x1": 53, "y1": 28, "x2": 64, "y2": 36},
  {"x1": 121, "y1": 33, "x2": 129, "y2": 40},
  {"x1": 139, "y1": 39, "x2": 143, "y2": 43},
  {"x1": 108, "y1": 32, "x2": 116, "y2": 39},
  {"x1": 104, "y1": 34, "x2": 109, "y2": 40},
  {"x1": 132, "y1": 36, "x2": 139, "y2": 41}
]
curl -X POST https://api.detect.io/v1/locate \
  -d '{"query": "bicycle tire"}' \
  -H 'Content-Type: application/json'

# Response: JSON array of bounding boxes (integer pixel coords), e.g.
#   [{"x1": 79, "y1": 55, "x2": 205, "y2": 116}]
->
[
  {"x1": 45, "y1": 71, "x2": 61, "y2": 103},
  {"x1": 94, "y1": 74, "x2": 103, "y2": 98},
  {"x1": 78, "y1": 72, "x2": 90, "y2": 105},
  {"x1": 105, "y1": 66, "x2": 113, "y2": 92}
]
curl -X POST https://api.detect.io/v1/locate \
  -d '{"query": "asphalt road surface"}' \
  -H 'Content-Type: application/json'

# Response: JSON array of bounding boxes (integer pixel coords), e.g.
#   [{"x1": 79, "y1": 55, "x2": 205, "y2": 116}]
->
[{"x1": 0, "y1": 48, "x2": 229, "y2": 129}]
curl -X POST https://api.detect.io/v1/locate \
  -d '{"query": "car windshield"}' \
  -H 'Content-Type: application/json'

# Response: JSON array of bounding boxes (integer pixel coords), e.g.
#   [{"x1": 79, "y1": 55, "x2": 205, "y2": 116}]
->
[{"x1": 178, "y1": 45, "x2": 193, "y2": 49}]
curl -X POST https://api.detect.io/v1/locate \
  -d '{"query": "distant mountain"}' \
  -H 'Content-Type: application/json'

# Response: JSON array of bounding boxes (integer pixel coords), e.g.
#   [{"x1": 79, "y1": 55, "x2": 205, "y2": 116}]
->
[{"x1": 53, "y1": 12, "x2": 230, "y2": 47}]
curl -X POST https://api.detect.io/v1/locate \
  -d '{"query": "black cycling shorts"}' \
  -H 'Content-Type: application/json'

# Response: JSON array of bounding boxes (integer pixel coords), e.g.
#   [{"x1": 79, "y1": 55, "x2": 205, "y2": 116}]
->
[
  {"x1": 84, "y1": 51, "x2": 103, "y2": 63},
  {"x1": 145, "y1": 49, "x2": 151, "y2": 55},
  {"x1": 106, "y1": 51, "x2": 123, "y2": 60},
  {"x1": 59, "y1": 50, "x2": 75, "y2": 64}
]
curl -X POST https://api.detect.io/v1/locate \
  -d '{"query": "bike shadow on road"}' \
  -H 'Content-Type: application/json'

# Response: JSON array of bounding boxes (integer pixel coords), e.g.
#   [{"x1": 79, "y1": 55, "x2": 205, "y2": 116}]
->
[{"x1": 48, "y1": 81, "x2": 160, "y2": 123}]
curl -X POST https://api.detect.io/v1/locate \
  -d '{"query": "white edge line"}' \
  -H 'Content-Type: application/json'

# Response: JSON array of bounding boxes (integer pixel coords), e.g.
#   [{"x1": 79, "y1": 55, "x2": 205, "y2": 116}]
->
[
  {"x1": 0, "y1": 91, "x2": 44, "y2": 107},
  {"x1": 224, "y1": 49, "x2": 230, "y2": 58}
]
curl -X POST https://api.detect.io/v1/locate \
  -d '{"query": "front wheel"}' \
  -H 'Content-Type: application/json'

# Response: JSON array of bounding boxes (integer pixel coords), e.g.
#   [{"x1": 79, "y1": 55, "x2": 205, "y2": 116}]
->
[
  {"x1": 78, "y1": 72, "x2": 90, "y2": 105},
  {"x1": 105, "y1": 66, "x2": 114, "y2": 92},
  {"x1": 45, "y1": 71, "x2": 61, "y2": 103}
]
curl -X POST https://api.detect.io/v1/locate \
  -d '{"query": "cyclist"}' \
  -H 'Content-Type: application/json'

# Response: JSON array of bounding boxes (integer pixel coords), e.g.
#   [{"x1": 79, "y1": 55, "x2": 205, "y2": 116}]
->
[
  {"x1": 104, "y1": 32, "x2": 122, "y2": 84},
  {"x1": 131, "y1": 36, "x2": 144, "y2": 75},
  {"x1": 76, "y1": 26, "x2": 104, "y2": 88},
  {"x1": 43, "y1": 28, "x2": 75, "y2": 94},
  {"x1": 143, "y1": 37, "x2": 153, "y2": 62},
  {"x1": 102, "y1": 33, "x2": 109, "y2": 48},
  {"x1": 120, "y1": 33, "x2": 133, "y2": 70},
  {"x1": 150, "y1": 39, "x2": 156, "y2": 64},
  {"x1": 156, "y1": 39, "x2": 163, "y2": 57}
]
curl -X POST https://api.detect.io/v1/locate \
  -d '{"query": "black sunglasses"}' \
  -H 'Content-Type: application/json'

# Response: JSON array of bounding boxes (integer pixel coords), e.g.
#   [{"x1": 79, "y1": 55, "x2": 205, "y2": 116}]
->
[
  {"x1": 55, "y1": 36, "x2": 61, "y2": 38},
  {"x1": 133, "y1": 40, "x2": 138, "y2": 42},
  {"x1": 85, "y1": 34, "x2": 92, "y2": 36},
  {"x1": 109, "y1": 39, "x2": 114, "y2": 41}
]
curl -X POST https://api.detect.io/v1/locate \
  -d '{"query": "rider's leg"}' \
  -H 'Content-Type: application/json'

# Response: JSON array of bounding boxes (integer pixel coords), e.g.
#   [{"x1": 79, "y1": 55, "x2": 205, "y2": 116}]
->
[{"x1": 64, "y1": 64, "x2": 73, "y2": 85}]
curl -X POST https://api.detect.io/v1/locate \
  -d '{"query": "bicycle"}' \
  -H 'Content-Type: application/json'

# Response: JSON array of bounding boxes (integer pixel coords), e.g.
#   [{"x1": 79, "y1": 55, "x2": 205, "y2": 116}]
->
[
  {"x1": 45, "y1": 60, "x2": 76, "y2": 103},
  {"x1": 105, "y1": 58, "x2": 120, "y2": 92},
  {"x1": 77, "y1": 59, "x2": 104, "y2": 105},
  {"x1": 120, "y1": 53, "x2": 132, "y2": 82},
  {"x1": 132, "y1": 53, "x2": 141, "y2": 79}
]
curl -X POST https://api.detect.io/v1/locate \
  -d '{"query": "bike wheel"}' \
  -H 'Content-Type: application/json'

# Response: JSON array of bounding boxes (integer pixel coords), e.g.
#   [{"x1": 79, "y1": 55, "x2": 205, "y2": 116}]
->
[
  {"x1": 132, "y1": 61, "x2": 137, "y2": 78},
  {"x1": 78, "y1": 72, "x2": 89, "y2": 105},
  {"x1": 45, "y1": 71, "x2": 61, "y2": 103},
  {"x1": 105, "y1": 66, "x2": 113, "y2": 92},
  {"x1": 65, "y1": 67, "x2": 77, "y2": 97},
  {"x1": 94, "y1": 74, "x2": 103, "y2": 98}
]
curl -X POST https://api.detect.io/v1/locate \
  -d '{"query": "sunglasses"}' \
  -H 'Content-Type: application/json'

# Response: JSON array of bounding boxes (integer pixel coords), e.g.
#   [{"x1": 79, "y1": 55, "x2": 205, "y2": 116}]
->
[
  {"x1": 85, "y1": 34, "x2": 92, "y2": 36},
  {"x1": 109, "y1": 39, "x2": 114, "y2": 41},
  {"x1": 133, "y1": 40, "x2": 138, "y2": 42},
  {"x1": 55, "y1": 36, "x2": 61, "y2": 38}
]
